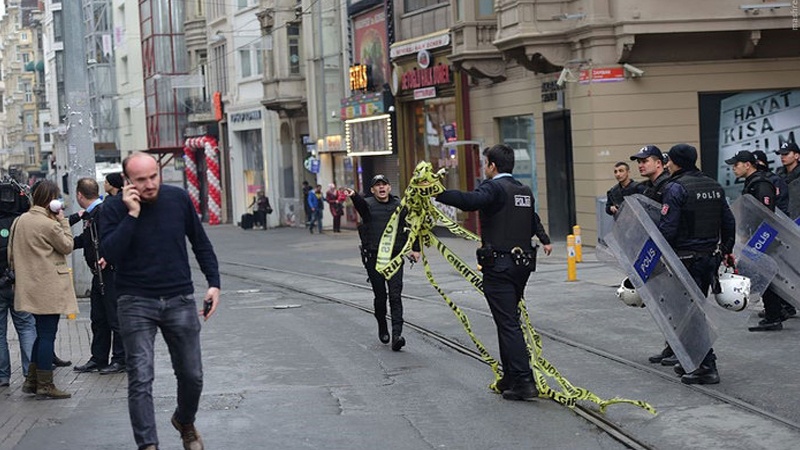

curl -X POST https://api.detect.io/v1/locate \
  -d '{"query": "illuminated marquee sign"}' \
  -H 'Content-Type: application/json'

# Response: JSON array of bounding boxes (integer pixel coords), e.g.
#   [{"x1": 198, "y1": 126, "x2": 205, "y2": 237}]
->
[
  {"x1": 345, "y1": 114, "x2": 393, "y2": 157},
  {"x1": 401, "y1": 64, "x2": 450, "y2": 91},
  {"x1": 349, "y1": 64, "x2": 371, "y2": 91}
]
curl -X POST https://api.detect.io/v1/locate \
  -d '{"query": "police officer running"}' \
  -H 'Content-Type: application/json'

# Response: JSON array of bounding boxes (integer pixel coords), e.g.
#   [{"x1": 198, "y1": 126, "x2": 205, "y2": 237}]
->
[
  {"x1": 659, "y1": 144, "x2": 736, "y2": 385},
  {"x1": 631, "y1": 145, "x2": 670, "y2": 202},
  {"x1": 435, "y1": 144, "x2": 552, "y2": 400},
  {"x1": 726, "y1": 151, "x2": 787, "y2": 331},
  {"x1": 345, "y1": 176, "x2": 419, "y2": 351}
]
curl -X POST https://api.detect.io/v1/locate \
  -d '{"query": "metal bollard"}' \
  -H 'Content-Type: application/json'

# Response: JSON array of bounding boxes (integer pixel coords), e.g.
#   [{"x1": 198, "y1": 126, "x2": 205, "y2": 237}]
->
[
  {"x1": 567, "y1": 234, "x2": 577, "y2": 281},
  {"x1": 573, "y1": 225, "x2": 583, "y2": 262}
]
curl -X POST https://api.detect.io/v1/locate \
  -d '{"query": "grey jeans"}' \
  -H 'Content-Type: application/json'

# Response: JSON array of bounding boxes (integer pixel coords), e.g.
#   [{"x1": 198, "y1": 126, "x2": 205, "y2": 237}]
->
[{"x1": 117, "y1": 294, "x2": 203, "y2": 449}]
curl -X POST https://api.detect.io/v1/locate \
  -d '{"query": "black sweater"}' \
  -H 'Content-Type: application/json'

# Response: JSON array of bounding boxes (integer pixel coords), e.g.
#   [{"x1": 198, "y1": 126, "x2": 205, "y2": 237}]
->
[{"x1": 100, "y1": 185, "x2": 220, "y2": 297}]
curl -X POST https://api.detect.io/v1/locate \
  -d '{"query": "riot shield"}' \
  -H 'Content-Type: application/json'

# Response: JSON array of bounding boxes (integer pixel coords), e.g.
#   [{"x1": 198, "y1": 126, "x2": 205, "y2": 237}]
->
[
  {"x1": 731, "y1": 243, "x2": 778, "y2": 302},
  {"x1": 730, "y1": 195, "x2": 800, "y2": 308},
  {"x1": 603, "y1": 195, "x2": 716, "y2": 373}
]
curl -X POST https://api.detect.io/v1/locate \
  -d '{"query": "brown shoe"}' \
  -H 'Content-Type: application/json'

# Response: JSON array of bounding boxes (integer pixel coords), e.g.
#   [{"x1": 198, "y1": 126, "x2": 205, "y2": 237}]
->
[
  {"x1": 35, "y1": 370, "x2": 71, "y2": 399},
  {"x1": 22, "y1": 363, "x2": 37, "y2": 394},
  {"x1": 171, "y1": 414, "x2": 204, "y2": 450}
]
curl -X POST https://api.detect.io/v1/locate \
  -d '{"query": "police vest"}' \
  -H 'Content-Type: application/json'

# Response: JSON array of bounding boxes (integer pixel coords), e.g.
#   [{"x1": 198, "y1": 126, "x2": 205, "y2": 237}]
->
[
  {"x1": 765, "y1": 170, "x2": 790, "y2": 215},
  {"x1": 481, "y1": 178, "x2": 534, "y2": 252},
  {"x1": 671, "y1": 172, "x2": 725, "y2": 242},
  {"x1": 361, "y1": 196, "x2": 403, "y2": 252},
  {"x1": 643, "y1": 172, "x2": 670, "y2": 203}
]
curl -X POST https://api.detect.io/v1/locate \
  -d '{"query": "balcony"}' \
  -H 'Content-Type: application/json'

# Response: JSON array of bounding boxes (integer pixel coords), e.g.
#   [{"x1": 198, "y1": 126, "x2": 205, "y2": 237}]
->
[
  {"x1": 451, "y1": 19, "x2": 507, "y2": 82},
  {"x1": 491, "y1": 0, "x2": 798, "y2": 71},
  {"x1": 262, "y1": 77, "x2": 306, "y2": 117},
  {"x1": 183, "y1": 96, "x2": 215, "y2": 123},
  {"x1": 185, "y1": 18, "x2": 207, "y2": 51}
]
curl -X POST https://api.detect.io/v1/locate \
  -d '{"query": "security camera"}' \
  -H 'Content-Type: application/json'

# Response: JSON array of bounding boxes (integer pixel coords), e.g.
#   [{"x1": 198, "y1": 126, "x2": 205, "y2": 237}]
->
[
  {"x1": 556, "y1": 68, "x2": 569, "y2": 87},
  {"x1": 623, "y1": 63, "x2": 644, "y2": 77}
]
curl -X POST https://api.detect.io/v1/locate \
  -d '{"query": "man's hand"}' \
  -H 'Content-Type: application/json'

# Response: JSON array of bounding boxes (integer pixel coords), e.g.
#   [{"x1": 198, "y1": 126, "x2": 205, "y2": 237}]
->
[
  {"x1": 122, "y1": 184, "x2": 141, "y2": 218},
  {"x1": 200, "y1": 287, "x2": 220, "y2": 321},
  {"x1": 723, "y1": 254, "x2": 736, "y2": 268},
  {"x1": 344, "y1": 188, "x2": 355, "y2": 197},
  {"x1": 610, "y1": 206, "x2": 618, "y2": 214},
  {"x1": 543, "y1": 244, "x2": 553, "y2": 256},
  {"x1": 97, "y1": 257, "x2": 107, "y2": 270},
  {"x1": 408, "y1": 251, "x2": 420, "y2": 263}
]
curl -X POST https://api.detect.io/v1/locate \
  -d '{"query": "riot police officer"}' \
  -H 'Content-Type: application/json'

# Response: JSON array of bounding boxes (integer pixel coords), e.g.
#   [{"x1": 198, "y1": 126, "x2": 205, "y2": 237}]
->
[
  {"x1": 659, "y1": 144, "x2": 736, "y2": 385},
  {"x1": 435, "y1": 144, "x2": 552, "y2": 401},
  {"x1": 726, "y1": 151, "x2": 785, "y2": 331},
  {"x1": 630, "y1": 145, "x2": 670, "y2": 202},
  {"x1": 346, "y1": 176, "x2": 419, "y2": 351}
]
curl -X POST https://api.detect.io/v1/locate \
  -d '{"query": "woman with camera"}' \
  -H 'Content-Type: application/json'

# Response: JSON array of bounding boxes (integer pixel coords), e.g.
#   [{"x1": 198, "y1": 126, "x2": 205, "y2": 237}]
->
[{"x1": 9, "y1": 180, "x2": 78, "y2": 399}]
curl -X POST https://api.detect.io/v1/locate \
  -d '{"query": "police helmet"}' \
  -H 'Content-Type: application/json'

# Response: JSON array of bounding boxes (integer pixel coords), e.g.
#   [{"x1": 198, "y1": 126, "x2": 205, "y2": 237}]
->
[
  {"x1": 616, "y1": 278, "x2": 643, "y2": 307},
  {"x1": 714, "y1": 271, "x2": 750, "y2": 312}
]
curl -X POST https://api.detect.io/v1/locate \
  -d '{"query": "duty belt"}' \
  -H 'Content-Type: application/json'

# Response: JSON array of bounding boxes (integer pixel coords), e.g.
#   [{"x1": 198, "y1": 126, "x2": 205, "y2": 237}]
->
[{"x1": 493, "y1": 246, "x2": 537, "y2": 268}]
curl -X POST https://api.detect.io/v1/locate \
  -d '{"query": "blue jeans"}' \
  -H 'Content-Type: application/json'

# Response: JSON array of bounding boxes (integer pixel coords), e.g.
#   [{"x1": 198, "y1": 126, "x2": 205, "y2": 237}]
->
[
  {"x1": 309, "y1": 208, "x2": 323, "y2": 233},
  {"x1": 117, "y1": 294, "x2": 203, "y2": 449},
  {"x1": 0, "y1": 286, "x2": 36, "y2": 379},
  {"x1": 31, "y1": 314, "x2": 60, "y2": 370}
]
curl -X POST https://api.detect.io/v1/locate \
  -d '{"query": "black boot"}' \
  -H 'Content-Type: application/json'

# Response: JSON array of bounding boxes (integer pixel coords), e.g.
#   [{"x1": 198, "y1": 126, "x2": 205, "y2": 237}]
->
[
  {"x1": 53, "y1": 354, "x2": 72, "y2": 368},
  {"x1": 748, "y1": 318, "x2": 783, "y2": 332},
  {"x1": 648, "y1": 345, "x2": 673, "y2": 364},
  {"x1": 377, "y1": 318, "x2": 390, "y2": 344},
  {"x1": 492, "y1": 375, "x2": 513, "y2": 394},
  {"x1": 391, "y1": 335, "x2": 406, "y2": 352},
  {"x1": 681, "y1": 363, "x2": 720, "y2": 385},
  {"x1": 501, "y1": 375, "x2": 538, "y2": 401}
]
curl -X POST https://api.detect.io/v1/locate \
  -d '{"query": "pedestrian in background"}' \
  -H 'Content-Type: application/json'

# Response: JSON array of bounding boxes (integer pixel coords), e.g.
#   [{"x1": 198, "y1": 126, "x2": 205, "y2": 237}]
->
[
  {"x1": 346, "y1": 175, "x2": 419, "y2": 351},
  {"x1": 436, "y1": 145, "x2": 552, "y2": 401},
  {"x1": 102, "y1": 152, "x2": 220, "y2": 450},
  {"x1": 105, "y1": 172, "x2": 124, "y2": 198},
  {"x1": 658, "y1": 144, "x2": 735, "y2": 385},
  {"x1": 0, "y1": 181, "x2": 35, "y2": 388},
  {"x1": 302, "y1": 180, "x2": 312, "y2": 227},
  {"x1": 605, "y1": 161, "x2": 643, "y2": 216},
  {"x1": 9, "y1": 180, "x2": 78, "y2": 399},
  {"x1": 326, "y1": 183, "x2": 344, "y2": 232},
  {"x1": 248, "y1": 190, "x2": 272, "y2": 230},
  {"x1": 307, "y1": 184, "x2": 324, "y2": 234},
  {"x1": 70, "y1": 178, "x2": 125, "y2": 375}
]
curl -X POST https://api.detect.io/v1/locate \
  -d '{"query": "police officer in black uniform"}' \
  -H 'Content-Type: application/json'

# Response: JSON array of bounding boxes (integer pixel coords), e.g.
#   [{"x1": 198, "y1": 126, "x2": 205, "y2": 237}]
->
[
  {"x1": 751, "y1": 150, "x2": 796, "y2": 320},
  {"x1": 346, "y1": 176, "x2": 419, "y2": 351},
  {"x1": 726, "y1": 150, "x2": 787, "y2": 331},
  {"x1": 435, "y1": 144, "x2": 552, "y2": 401},
  {"x1": 658, "y1": 144, "x2": 736, "y2": 385},
  {"x1": 630, "y1": 145, "x2": 670, "y2": 202}
]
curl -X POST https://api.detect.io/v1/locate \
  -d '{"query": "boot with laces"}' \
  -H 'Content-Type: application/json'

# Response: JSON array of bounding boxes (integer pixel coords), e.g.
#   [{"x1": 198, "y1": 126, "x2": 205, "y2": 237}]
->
[{"x1": 172, "y1": 414, "x2": 204, "y2": 450}]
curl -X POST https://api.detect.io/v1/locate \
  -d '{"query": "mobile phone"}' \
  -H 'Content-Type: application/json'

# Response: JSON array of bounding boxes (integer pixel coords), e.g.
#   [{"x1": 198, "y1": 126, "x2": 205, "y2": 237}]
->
[{"x1": 203, "y1": 300, "x2": 213, "y2": 317}]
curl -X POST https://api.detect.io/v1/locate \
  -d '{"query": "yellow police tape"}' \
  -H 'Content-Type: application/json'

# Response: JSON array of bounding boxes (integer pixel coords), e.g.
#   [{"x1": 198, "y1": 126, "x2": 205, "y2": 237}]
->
[{"x1": 376, "y1": 161, "x2": 656, "y2": 415}]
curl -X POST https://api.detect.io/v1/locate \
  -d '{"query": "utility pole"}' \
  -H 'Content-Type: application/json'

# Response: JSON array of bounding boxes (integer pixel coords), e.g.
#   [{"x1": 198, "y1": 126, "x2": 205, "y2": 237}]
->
[{"x1": 59, "y1": 0, "x2": 94, "y2": 296}]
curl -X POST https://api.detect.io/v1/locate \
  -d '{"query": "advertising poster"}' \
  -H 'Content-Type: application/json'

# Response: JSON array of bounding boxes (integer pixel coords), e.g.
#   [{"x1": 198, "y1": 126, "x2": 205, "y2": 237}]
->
[
  {"x1": 353, "y1": 8, "x2": 389, "y2": 90},
  {"x1": 700, "y1": 90, "x2": 800, "y2": 200}
]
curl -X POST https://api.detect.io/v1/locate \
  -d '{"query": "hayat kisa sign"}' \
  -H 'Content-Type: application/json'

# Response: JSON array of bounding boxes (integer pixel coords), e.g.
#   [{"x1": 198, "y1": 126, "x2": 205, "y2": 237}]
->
[{"x1": 401, "y1": 64, "x2": 451, "y2": 91}]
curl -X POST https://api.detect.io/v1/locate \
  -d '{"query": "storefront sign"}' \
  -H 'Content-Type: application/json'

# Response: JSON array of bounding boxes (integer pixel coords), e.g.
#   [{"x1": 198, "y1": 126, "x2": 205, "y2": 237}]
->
[
  {"x1": 414, "y1": 87, "x2": 436, "y2": 100},
  {"x1": 578, "y1": 67, "x2": 625, "y2": 84},
  {"x1": 353, "y1": 8, "x2": 389, "y2": 90},
  {"x1": 390, "y1": 32, "x2": 450, "y2": 58},
  {"x1": 230, "y1": 110, "x2": 262, "y2": 123},
  {"x1": 318, "y1": 135, "x2": 343, "y2": 153},
  {"x1": 401, "y1": 64, "x2": 451, "y2": 91},
  {"x1": 541, "y1": 81, "x2": 564, "y2": 102},
  {"x1": 417, "y1": 50, "x2": 431, "y2": 69},
  {"x1": 340, "y1": 92, "x2": 384, "y2": 120},
  {"x1": 349, "y1": 64, "x2": 370, "y2": 91}
]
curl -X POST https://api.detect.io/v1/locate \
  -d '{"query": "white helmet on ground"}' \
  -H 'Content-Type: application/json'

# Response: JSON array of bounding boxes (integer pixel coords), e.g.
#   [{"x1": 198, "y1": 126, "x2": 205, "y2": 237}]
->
[
  {"x1": 616, "y1": 278, "x2": 643, "y2": 307},
  {"x1": 715, "y1": 271, "x2": 750, "y2": 311}
]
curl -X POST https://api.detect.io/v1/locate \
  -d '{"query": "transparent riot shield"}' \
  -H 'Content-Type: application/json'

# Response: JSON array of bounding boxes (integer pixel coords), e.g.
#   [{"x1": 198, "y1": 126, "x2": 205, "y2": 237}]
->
[
  {"x1": 732, "y1": 243, "x2": 778, "y2": 303},
  {"x1": 730, "y1": 195, "x2": 800, "y2": 308},
  {"x1": 603, "y1": 195, "x2": 716, "y2": 373}
]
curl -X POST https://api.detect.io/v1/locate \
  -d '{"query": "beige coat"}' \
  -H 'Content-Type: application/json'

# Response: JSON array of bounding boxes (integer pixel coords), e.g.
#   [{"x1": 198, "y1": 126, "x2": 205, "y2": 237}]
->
[{"x1": 9, "y1": 206, "x2": 79, "y2": 315}]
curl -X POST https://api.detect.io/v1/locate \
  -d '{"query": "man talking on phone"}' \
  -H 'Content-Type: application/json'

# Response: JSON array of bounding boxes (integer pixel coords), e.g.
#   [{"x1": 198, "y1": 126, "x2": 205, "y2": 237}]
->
[{"x1": 101, "y1": 152, "x2": 219, "y2": 450}]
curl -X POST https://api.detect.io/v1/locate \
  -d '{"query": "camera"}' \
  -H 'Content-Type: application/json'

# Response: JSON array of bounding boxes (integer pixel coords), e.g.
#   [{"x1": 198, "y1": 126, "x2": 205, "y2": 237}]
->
[{"x1": 623, "y1": 64, "x2": 645, "y2": 77}]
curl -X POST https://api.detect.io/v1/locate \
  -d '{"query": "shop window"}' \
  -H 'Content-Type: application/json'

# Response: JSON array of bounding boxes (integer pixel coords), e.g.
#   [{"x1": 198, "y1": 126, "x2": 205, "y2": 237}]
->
[
  {"x1": 499, "y1": 115, "x2": 537, "y2": 201},
  {"x1": 408, "y1": 98, "x2": 458, "y2": 189}
]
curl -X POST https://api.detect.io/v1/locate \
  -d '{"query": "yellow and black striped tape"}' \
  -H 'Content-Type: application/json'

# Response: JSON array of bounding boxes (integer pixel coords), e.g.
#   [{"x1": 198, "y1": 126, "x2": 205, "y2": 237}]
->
[{"x1": 375, "y1": 161, "x2": 656, "y2": 415}]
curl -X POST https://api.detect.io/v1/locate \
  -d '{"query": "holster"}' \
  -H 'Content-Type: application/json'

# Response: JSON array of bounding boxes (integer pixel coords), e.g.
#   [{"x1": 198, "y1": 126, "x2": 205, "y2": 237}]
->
[
  {"x1": 476, "y1": 245, "x2": 495, "y2": 268},
  {"x1": 359, "y1": 245, "x2": 376, "y2": 265}
]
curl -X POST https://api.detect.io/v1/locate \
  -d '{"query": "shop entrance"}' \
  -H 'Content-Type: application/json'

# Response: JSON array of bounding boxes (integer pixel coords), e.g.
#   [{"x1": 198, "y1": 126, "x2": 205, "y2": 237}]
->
[{"x1": 543, "y1": 110, "x2": 576, "y2": 241}]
